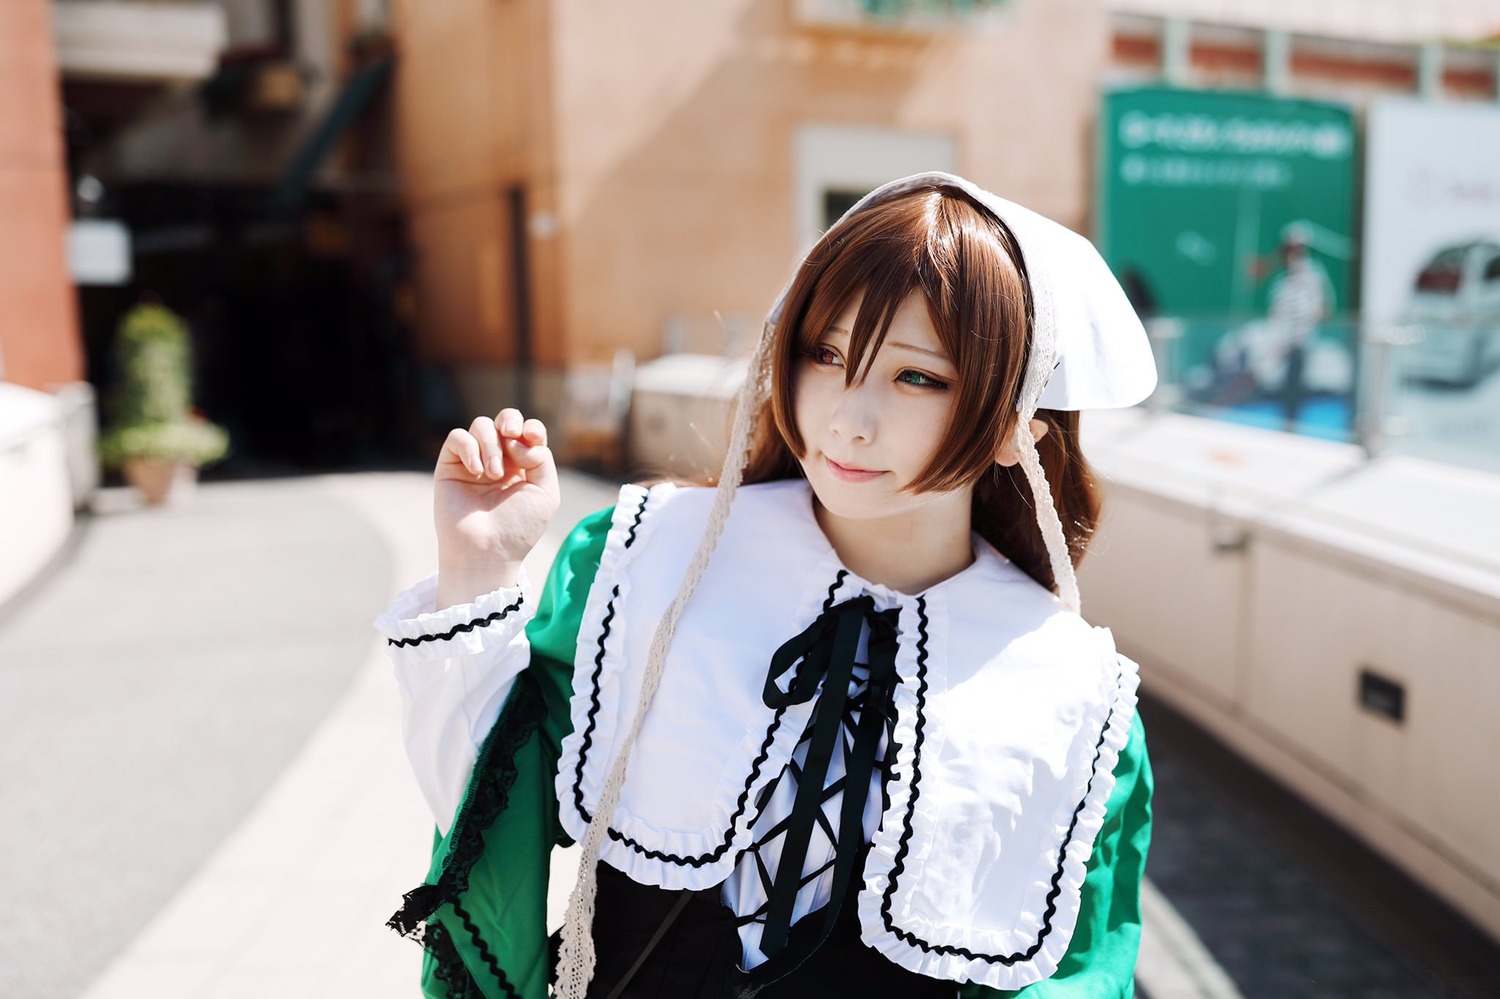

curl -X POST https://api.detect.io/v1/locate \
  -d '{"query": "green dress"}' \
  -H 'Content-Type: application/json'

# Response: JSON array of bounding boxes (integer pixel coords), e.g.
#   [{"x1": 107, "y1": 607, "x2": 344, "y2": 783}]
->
[{"x1": 388, "y1": 508, "x2": 1154, "y2": 999}]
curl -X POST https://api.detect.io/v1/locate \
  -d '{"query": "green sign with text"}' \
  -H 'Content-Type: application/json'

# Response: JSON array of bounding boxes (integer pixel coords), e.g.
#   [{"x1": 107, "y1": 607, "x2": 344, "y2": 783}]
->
[{"x1": 1097, "y1": 87, "x2": 1356, "y2": 319}]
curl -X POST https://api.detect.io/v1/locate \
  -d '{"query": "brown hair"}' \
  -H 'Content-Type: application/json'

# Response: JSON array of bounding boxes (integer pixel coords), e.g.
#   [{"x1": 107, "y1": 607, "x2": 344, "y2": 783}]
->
[{"x1": 740, "y1": 183, "x2": 1102, "y2": 593}]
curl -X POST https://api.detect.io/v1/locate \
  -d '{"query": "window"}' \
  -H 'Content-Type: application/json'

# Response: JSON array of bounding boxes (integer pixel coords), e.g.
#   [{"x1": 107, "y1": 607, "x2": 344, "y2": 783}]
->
[
  {"x1": 822, "y1": 189, "x2": 868, "y2": 230},
  {"x1": 1482, "y1": 250, "x2": 1500, "y2": 283},
  {"x1": 1415, "y1": 246, "x2": 1467, "y2": 294},
  {"x1": 794, "y1": 124, "x2": 956, "y2": 254}
]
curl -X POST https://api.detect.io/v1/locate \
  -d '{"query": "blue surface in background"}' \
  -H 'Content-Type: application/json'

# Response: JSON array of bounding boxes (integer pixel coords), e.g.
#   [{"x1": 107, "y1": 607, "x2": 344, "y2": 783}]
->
[{"x1": 1192, "y1": 397, "x2": 1354, "y2": 443}]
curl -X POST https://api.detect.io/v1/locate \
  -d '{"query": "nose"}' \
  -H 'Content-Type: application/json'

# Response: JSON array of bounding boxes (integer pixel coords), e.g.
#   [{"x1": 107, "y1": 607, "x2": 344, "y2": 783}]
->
[{"x1": 828, "y1": 379, "x2": 879, "y2": 443}]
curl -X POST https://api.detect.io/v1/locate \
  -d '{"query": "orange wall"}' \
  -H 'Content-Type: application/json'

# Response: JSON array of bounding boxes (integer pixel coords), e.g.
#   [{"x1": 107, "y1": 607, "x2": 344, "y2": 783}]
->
[
  {"x1": 392, "y1": 0, "x2": 1108, "y2": 377},
  {"x1": 550, "y1": 0, "x2": 1108, "y2": 365},
  {"x1": 406, "y1": 191, "x2": 512, "y2": 362},
  {"x1": 0, "y1": 0, "x2": 81, "y2": 389},
  {"x1": 392, "y1": 0, "x2": 563, "y2": 367}
]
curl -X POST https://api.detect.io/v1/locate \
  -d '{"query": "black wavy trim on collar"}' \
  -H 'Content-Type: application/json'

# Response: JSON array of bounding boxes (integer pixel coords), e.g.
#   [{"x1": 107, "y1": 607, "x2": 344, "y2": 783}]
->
[
  {"x1": 387, "y1": 670, "x2": 545, "y2": 941},
  {"x1": 571, "y1": 490, "x2": 650, "y2": 824},
  {"x1": 388, "y1": 594, "x2": 525, "y2": 648},
  {"x1": 878, "y1": 643, "x2": 1128, "y2": 966},
  {"x1": 573, "y1": 568, "x2": 851, "y2": 867}
]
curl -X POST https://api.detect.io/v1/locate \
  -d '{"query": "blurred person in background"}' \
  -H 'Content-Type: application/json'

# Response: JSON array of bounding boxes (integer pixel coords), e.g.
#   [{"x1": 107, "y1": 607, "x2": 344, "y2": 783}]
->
[
  {"x1": 1259, "y1": 225, "x2": 1334, "y2": 430},
  {"x1": 377, "y1": 175, "x2": 1157, "y2": 999}
]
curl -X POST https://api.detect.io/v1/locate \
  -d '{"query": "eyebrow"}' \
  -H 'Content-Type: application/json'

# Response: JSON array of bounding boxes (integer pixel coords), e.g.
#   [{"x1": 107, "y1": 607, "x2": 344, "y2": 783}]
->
[{"x1": 827, "y1": 326, "x2": 949, "y2": 360}]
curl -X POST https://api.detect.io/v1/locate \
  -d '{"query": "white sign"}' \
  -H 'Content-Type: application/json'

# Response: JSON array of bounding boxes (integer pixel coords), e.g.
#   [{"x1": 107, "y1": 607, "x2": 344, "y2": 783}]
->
[
  {"x1": 1363, "y1": 99, "x2": 1500, "y2": 324},
  {"x1": 67, "y1": 219, "x2": 132, "y2": 286}
]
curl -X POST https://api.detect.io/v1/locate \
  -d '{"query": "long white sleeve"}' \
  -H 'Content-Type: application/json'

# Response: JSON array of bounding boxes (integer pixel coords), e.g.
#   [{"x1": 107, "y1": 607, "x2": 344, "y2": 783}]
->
[{"x1": 375, "y1": 570, "x2": 536, "y2": 835}]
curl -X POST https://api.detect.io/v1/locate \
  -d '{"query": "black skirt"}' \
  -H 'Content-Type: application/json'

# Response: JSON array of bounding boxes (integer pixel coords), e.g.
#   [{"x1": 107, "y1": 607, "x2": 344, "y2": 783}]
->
[{"x1": 583, "y1": 861, "x2": 957, "y2": 999}]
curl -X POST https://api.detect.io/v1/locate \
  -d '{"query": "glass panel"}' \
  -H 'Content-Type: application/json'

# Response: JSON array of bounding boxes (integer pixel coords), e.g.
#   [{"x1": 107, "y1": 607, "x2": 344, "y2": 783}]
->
[
  {"x1": 1145, "y1": 313, "x2": 1500, "y2": 473},
  {"x1": 1385, "y1": 325, "x2": 1500, "y2": 474},
  {"x1": 1149, "y1": 316, "x2": 1358, "y2": 442},
  {"x1": 853, "y1": 0, "x2": 1008, "y2": 15}
]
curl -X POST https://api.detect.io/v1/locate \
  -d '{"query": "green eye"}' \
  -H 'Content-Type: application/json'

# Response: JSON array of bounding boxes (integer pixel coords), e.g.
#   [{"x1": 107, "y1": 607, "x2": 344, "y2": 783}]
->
[{"x1": 897, "y1": 369, "x2": 948, "y2": 389}]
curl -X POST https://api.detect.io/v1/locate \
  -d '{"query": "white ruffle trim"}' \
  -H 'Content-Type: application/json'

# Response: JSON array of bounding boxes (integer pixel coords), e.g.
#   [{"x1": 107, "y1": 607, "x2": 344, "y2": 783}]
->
[
  {"x1": 858, "y1": 643, "x2": 1141, "y2": 991},
  {"x1": 377, "y1": 569, "x2": 537, "y2": 834},
  {"x1": 557, "y1": 482, "x2": 846, "y2": 892},
  {"x1": 557, "y1": 484, "x2": 678, "y2": 861},
  {"x1": 373, "y1": 569, "x2": 534, "y2": 666},
  {"x1": 555, "y1": 477, "x2": 1143, "y2": 981}
]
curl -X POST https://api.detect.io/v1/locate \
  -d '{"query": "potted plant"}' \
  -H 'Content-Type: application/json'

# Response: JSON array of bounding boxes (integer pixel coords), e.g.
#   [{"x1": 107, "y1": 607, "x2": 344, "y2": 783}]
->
[{"x1": 98, "y1": 303, "x2": 229, "y2": 504}]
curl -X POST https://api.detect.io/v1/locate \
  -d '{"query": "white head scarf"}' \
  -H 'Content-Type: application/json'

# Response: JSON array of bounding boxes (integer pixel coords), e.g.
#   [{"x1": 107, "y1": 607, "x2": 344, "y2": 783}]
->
[{"x1": 555, "y1": 172, "x2": 1156, "y2": 998}]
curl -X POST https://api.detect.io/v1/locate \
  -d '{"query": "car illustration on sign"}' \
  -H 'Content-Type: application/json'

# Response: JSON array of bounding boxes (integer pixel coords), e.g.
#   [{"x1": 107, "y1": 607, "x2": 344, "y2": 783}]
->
[{"x1": 1399, "y1": 240, "x2": 1500, "y2": 387}]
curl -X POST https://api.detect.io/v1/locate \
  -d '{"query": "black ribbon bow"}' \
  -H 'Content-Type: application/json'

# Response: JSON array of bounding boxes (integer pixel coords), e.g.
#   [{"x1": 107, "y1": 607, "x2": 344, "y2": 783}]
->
[{"x1": 755, "y1": 595, "x2": 901, "y2": 965}]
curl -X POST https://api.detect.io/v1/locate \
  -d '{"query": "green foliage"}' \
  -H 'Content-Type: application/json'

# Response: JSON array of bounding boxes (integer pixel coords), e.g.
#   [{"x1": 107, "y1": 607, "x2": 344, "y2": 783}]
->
[
  {"x1": 98, "y1": 304, "x2": 230, "y2": 469},
  {"x1": 98, "y1": 418, "x2": 229, "y2": 468}
]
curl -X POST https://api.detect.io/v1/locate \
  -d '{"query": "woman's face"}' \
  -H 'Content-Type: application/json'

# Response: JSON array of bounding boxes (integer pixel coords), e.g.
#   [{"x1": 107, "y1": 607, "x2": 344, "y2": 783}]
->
[{"x1": 793, "y1": 290, "x2": 975, "y2": 541}]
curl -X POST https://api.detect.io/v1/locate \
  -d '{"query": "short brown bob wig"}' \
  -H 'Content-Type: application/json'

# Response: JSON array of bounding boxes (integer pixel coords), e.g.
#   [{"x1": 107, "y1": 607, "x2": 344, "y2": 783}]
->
[{"x1": 740, "y1": 182, "x2": 1102, "y2": 594}]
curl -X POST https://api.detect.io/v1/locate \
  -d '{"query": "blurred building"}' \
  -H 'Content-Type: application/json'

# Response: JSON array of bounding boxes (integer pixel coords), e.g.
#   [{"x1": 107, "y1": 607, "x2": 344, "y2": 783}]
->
[
  {"x1": 391, "y1": 0, "x2": 1116, "y2": 431},
  {"x1": 390, "y1": 0, "x2": 1500, "y2": 442},
  {"x1": 6, "y1": 0, "x2": 1498, "y2": 471},
  {"x1": 4, "y1": 0, "x2": 412, "y2": 476},
  {"x1": 1, "y1": 0, "x2": 407, "y2": 607},
  {"x1": 1, "y1": 0, "x2": 80, "y2": 393},
  {"x1": 0, "y1": 0, "x2": 85, "y2": 609},
  {"x1": 1107, "y1": 0, "x2": 1500, "y2": 103},
  {"x1": 5, "y1": 0, "x2": 1498, "y2": 463}
]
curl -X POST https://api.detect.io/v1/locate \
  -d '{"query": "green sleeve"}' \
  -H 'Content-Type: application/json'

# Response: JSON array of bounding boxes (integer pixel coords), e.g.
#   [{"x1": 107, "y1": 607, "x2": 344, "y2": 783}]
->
[
  {"x1": 526, "y1": 504, "x2": 616, "y2": 796},
  {"x1": 961, "y1": 716, "x2": 1154, "y2": 999},
  {"x1": 409, "y1": 506, "x2": 615, "y2": 999}
]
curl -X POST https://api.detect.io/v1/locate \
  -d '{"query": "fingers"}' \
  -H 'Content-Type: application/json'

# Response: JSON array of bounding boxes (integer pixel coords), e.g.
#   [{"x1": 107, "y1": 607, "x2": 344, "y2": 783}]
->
[
  {"x1": 509, "y1": 437, "x2": 559, "y2": 500},
  {"x1": 438, "y1": 410, "x2": 554, "y2": 486},
  {"x1": 497, "y1": 411, "x2": 556, "y2": 498},
  {"x1": 440, "y1": 427, "x2": 483, "y2": 476},
  {"x1": 470, "y1": 415, "x2": 506, "y2": 478},
  {"x1": 501, "y1": 434, "x2": 548, "y2": 470},
  {"x1": 495, "y1": 407, "x2": 524, "y2": 439},
  {"x1": 492, "y1": 409, "x2": 547, "y2": 442}
]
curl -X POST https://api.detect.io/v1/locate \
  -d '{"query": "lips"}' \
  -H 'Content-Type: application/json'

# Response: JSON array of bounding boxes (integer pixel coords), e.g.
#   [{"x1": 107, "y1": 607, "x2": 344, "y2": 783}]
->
[{"x1": 823, "y1": 454, "x2": 884, "y2": 482}]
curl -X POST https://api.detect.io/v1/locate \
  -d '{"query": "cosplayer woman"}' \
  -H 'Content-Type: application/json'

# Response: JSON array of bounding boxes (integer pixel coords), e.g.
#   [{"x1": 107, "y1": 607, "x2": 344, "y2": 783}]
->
[{"x1": 378, "y1": 173, "x2": 1157, "y2": 998}]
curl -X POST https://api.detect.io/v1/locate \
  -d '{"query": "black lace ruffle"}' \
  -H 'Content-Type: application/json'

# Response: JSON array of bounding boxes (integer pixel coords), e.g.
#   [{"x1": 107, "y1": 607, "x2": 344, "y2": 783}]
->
[
  {"x1": 387, "y1": 669, "x2": 547, "y2": 994},
  {"x1": 424, "y1": 921, "x2": 484, "y2": 999}
]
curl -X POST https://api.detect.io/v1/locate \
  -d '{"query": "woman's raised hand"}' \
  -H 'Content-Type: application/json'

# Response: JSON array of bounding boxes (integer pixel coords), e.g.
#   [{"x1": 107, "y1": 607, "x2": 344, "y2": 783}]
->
[{"x1": 434, "y1": 408, "x2": 560, "y2": 606}]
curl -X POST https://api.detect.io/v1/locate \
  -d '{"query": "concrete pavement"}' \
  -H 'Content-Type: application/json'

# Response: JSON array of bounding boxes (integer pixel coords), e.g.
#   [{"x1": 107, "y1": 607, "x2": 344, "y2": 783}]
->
[
  {"x1": 0, "y1": 470, "x2": 617, "y2": 999},
  {"x1": 0, "y1": 475, "x2": 394, "y2": 999}
]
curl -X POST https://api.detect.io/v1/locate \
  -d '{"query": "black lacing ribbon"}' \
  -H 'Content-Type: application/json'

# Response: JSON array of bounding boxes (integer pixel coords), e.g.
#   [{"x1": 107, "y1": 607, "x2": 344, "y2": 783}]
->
[{"x1": 755, "y1": 595, "x2": 900, "y2": 967}]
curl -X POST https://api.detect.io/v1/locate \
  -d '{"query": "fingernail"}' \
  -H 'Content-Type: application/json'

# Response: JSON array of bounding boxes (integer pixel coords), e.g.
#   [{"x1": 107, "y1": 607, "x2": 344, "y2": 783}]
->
[{"x1": 488, "y1": 457, "x2": 504, "y2": 475}]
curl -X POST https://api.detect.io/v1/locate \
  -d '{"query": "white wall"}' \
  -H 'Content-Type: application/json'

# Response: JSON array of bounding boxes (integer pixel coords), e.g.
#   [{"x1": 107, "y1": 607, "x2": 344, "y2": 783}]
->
[
  {"x1": 0, "y1": 385, "x2": 76, "y2": 610},
  {"x1": 1081, "y1": 409, "x2": 1500, "y2": 942}
]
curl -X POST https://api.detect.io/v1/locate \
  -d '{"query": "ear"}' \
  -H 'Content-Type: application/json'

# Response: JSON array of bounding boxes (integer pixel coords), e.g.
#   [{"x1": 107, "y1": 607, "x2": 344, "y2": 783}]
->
[{"x1": 994, "y1": 417, "x2": 1051, "y2": 467}]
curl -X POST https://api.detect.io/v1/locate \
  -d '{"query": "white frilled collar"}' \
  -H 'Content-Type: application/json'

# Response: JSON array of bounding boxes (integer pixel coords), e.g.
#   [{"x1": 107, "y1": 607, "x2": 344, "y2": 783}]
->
[{"x1": 555, "y1": 480, "x2": 1139, "y2": 991}]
